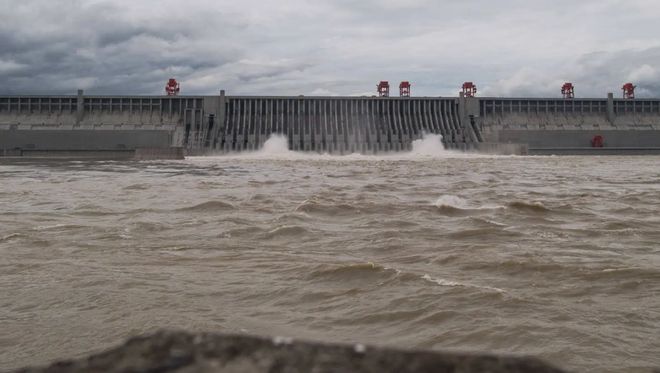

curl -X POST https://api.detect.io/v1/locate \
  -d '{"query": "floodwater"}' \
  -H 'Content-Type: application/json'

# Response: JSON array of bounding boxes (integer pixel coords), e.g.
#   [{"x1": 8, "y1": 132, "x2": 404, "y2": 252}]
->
[{"x1": 1, "y1": 136, "x2": 659, "y2": 372}]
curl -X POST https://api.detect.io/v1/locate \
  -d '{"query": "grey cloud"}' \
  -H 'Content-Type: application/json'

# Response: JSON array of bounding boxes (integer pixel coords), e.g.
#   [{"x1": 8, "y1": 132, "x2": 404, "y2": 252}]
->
[
  {"x1": 482, "y1": 47, "x2": 660, "y2": 98},
  {"x1": 0, "y1": 0, "x2": 250, "y2": 94},
  {"x1": 1, "y1": 0, "x2": 660, "y2": 97}
]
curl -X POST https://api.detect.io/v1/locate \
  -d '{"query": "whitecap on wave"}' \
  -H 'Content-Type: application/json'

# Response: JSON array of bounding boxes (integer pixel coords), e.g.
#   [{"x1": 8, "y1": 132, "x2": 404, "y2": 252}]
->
[
  {"x1": 434, "y1": 195, "x2": 470, "y2": 209},
  {"x1": 422, "y1": 274, "x2": 506, "y2": 294},
  {"x1": 433, "y1": 195, "x2": 503, "y2": 211}
]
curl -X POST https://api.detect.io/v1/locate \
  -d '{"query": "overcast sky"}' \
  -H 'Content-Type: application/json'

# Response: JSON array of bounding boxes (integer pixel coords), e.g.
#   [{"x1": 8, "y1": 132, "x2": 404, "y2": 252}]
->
[{"x1": 1, "y1": 0, "x2": 660, "y2": 97}]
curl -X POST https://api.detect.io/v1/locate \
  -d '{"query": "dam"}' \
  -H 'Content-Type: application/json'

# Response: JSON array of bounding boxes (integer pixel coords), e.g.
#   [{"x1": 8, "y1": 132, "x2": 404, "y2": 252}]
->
[{"x1": 2, "y1": 89, "x2": 660, "y2": 157}]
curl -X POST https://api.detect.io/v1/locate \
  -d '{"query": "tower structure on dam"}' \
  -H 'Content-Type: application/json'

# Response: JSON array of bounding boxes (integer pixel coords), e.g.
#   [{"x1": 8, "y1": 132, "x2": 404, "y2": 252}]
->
[{"x1": 2, "y1": 86, "x2": 660, "y2": 157}]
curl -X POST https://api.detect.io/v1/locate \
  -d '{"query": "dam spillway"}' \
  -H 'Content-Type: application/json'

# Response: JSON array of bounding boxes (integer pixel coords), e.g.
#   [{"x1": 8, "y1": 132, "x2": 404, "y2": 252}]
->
[
  {"x1": 213, "y1": 96, "x2": 476, "y2": 153},
  {"x1": 2, "y1": 90, "x2": 660, "y2": 157}
]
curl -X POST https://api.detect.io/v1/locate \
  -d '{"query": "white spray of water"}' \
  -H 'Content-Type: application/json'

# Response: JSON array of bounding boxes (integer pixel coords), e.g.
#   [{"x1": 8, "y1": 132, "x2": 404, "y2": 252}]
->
[
  {"x1": 259, "y1": 135, "x2": 293, "y2": 156},
  {"x1": 409, "y1": 134, "x2": 451, "y2": 157}
]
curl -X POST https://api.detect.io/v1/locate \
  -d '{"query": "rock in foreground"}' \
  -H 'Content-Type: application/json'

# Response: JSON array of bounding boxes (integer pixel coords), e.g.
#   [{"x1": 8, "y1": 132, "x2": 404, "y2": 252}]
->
[{"x1": 16, "y1": 330, "x2": 566, "y2": 373}]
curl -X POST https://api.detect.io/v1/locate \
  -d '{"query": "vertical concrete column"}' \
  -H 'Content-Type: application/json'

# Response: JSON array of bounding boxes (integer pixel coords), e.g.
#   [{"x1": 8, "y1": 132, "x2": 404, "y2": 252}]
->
[
  {"x1": 607, "y1": 92, "x2": 615, "y2": 123},
  {"x1": 430, "y1": 100, "x2": 441, "y2": 134},
  {"x1": 363, "y1": 100, "x2": 369, "y2": 153},
  {"x1": 412, "y1": 100, "x2": 420, "y2": 137},
  {"x1": 217, "y1": 90, "x2": 226, "y2": 150},
  {"x1": 227, "y1": 99, "x2": 237, "y2": 152},
  {"x1": 366, "y1": 99, "x2": 373, "y2": 153},
  {"x1": 276, "y1": 100, "x2": 282, "y2": 134},
  {"x1": 251, "y1": 99, "x2": 259, "y2": 150},
  {"x1": 348, "y1": 100, "x2": 356, "y2": 153},
  {"x1": 458, "y1": 91, "x2": 466, "y2": 133},
  {"x1": 398, "y1": 100, "x2": 408, "y2": 146},
  {"x1": 315, "y1": 100, "x2": 322, "y2": 152},
  {"x1": 454, "y1": 100, "x2": 466, "y2": 142},
  {"x1": 458, "y1": 92, "x2": 476, "y2": 142},
  {"x1": 190, "y1": 102, "x2": 197, "y2": 149},
  {"x1": 402, "y1": 100, "x2": 411, "y2": 149},
  {"x1": 357, "y1": 100, "x2": 364, "y2": 153},
  {"x1": 447, "y1": 101, "x2": 458, "y2": 146},
  {"x1": 358, "y1": 99, "x2": 365, "y2": 153},
  {"x1": 314, "y1": 100, "x2": 322, "y2": 152},
  {"x1": 265, "y1": 99, "x2": 272, "y2": 146},
  {"x1": 411, "y1": 99, "x2": 420, "y2": 138},
  {"x1": 306, "y1": 100, "x2": 313, "y2": 151},
  {"x1": 440, "y1": 101, "x2": 450, "y2": 142},
  {"x1": 252, "y1": 98, "x2": 259, "y2": 144},
  {"x1": 76, "y1": 89, "x2": 84, "y2": 126},
  {"x1": 438, "y1": 101, "x2": 446, "y2": 136},
  {"x1": 293, "y1": 99, "x2": 300, "y2": 151},
  {"x1": 335, "y1": 99, "x2": 344, "y2": 154},
  {"x1": 283, "y1": 100, "x2": 290, "y2": 148},
  {"x1": 391, "y1": 100, "x2": 399, "y2": 151},
  {"x1": 422, "y1": 101, "x2": 432, "y2": 134},
  {"x1": 326, "y1": 100, "x2": 333, "y2": 153},
  {"x1": 258, "y1": 99, "x2": 265, "y2": 147},
  {"x1": 429, "y1": 101, "x2": 439, "y2": 136},
  {"x1": 236, "y1": 100, "x2": 245, "y2": 151},
  {"x1": 265, "y1": 99, "x2": 270, "y2": 144},
  {"x1": 337, "y1": 100, "x2": 345, "y2": 154},
  {"x1": 383, "y1": 100, "x2": 392, "y2": 152},
  {"x1": 374, "y1": 100, "x2": 382, "y2": 152},
  {"x1": 304, "y1": 100, "x2": 311, "y2": 151},
  {"x1": 412, "y1": 100, "x2": 422, "y2": 140},
  {"x1": 321, "y1": 100, "x2": 328, "y2": 153},
  {"x1": 431, "y1": 101, "x2": 447, "y2": 145}
]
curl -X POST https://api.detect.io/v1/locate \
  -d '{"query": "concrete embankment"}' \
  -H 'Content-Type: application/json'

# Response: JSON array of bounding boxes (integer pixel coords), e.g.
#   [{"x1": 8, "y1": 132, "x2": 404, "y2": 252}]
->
[
  {"x1": 15, "y1": 330, "x2": 567, "y2": 373},
  {"x1": 1, "y1": 147, "x2": 184, "y2": 160}
]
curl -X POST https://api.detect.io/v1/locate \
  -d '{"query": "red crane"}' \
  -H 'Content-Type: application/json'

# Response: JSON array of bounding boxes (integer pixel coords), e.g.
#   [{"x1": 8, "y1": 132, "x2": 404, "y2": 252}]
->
[
  {"x1": 622, "y1": 83, "x2": 636, "y2": 99},
  {"x1": 561, "y1": 82, "x2": 574, "y2": 99},
  {"x1": 399, "y1": 81, "x2": 410, "y2": 97},
  {"x1": 399, "y1": 81, "x2": 411, "y2": 97},
  {"x1": 165, "y1": 78, "x2": 180, "y2": 96},
  {"x1": 377, "y1": 81, "x2": 390, "y2": 97},
  {"x1": 462, "y1": 82, "x2": 477, "y2": 97}
]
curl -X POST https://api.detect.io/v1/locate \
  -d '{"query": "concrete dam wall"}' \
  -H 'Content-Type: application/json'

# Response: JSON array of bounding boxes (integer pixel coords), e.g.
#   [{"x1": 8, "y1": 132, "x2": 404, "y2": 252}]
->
[
  {"x1": 476, "y1": 96, "x2": 660, "y2": 154},
  {"x1": 0, "y1": 93, "x2": 482, "y2": 156},
  {"x1": 2, "y1": 91, "x2": 660, "y2": 157},
  {"x1": 0, "y1": 92, "x2": 197, "y2": 158}
]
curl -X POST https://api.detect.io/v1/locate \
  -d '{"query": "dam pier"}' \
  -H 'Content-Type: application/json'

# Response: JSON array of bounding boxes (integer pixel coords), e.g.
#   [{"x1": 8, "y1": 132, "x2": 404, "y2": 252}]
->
[{"x1": 2, "y1": 88, "x2": 660, "y2": 158}]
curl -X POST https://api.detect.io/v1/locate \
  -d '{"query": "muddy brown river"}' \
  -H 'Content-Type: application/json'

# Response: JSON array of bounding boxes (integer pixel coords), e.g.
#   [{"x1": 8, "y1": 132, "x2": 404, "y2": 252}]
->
[{"x1": 2, "y1": 138, "x2": 659, "y2": 372}]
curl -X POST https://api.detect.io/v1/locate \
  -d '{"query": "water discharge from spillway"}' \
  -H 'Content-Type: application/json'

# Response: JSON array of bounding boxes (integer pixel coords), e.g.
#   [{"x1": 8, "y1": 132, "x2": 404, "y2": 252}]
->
[{"x1": 211, "y1": 133, "x2": 480, "y2": 161}]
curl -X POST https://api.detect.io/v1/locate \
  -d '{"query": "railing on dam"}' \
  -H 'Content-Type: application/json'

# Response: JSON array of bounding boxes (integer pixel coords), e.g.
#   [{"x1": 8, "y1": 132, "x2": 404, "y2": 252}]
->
[
  {"x1": 479, "y1": 99, "x2": 609, "y2": 115},
  {"x1": 479, "y1": 98, "x2": 660, "y2": 115},
  {"x1": 207, "y1": 97, "x2": 477, "y2": 153}
]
